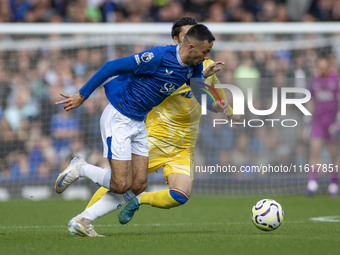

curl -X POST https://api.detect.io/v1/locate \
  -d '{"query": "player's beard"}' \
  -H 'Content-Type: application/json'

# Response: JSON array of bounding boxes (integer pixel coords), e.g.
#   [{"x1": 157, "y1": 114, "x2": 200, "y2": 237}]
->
[{"x1": 192, "y1": 56, "x2": 204, "y2": 66}]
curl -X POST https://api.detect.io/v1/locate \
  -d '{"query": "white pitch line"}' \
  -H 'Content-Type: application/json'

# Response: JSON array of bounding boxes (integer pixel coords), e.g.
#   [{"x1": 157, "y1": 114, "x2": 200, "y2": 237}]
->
[
  {"x1": 0, "y1": 222, "x2": 244, "y2": 229},
  {"x1": 0, "y1": 221, "x2": 305, "y2": 230},
  {"x1": 309, "y1": 216, "x2": 340, "y2": 222}
]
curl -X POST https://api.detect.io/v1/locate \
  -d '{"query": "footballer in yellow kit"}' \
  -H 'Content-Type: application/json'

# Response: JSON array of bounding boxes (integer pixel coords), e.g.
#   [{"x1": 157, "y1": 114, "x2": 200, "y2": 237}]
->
[
  {"x1": 146, "y1": 58, "x2": 230, "y2": 179},
  {"x1": 85, "y1": 17, "x2": 233, "y2": 221}
]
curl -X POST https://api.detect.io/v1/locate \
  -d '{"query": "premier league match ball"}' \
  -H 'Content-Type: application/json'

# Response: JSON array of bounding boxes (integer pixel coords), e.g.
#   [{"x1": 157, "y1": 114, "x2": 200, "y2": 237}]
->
[{"x1": 251, "y1": 199, "x2": 284, "y2": 231}]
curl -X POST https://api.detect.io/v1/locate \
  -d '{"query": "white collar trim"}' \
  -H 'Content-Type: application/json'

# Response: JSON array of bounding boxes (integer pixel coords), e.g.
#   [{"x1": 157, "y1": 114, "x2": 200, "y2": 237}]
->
[{"x1": 176, "y1": 45, "x2": 188, "y2": 67}]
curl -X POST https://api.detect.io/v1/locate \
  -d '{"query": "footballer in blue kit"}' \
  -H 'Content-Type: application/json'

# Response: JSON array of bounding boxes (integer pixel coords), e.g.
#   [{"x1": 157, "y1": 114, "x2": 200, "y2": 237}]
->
[
  {"x1": 80, "y1": 44, "x2": 207, "y2": 121},
  {"x1": 54, "y1": 24, "x2": 227, "y2": 237}
]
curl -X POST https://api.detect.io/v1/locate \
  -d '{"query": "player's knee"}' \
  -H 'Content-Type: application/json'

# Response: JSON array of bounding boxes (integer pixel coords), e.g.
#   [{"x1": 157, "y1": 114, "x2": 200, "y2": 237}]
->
[
  {"x1": 139, "y1": 180, "x2": 147, "y2": 193},
  {"x1": 110, "y1": 181, "x2": 130, "y2": 194},
  {"x1": 169, "y1": 188, "x2": 190, "y2": 205},
  {"x1": 131, "y1": 180, "x2": 147, "y2": 195}
]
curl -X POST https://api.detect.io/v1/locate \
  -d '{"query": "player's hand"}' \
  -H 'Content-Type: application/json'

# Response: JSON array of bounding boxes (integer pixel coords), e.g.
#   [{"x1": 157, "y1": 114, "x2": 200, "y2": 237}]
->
[
  {"x1": 55, "y1": 93, "x2": 86, "y2": 111},
  {"x1": 212, "y1": 99, "x2": 229, "y2": 115},
  {"x1": 203, "y1": 61, "x2": 224, "y2": 78}
]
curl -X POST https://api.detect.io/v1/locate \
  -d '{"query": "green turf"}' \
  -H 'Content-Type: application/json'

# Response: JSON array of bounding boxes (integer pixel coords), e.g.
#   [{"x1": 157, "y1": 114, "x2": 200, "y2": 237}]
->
[{"x1": 0, "y1": 195, "x2": 339, "y2": 255}]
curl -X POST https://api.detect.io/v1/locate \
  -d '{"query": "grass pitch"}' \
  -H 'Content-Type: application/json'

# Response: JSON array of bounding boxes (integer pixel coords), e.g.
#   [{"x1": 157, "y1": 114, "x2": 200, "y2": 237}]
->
[{"x1": 0, "y1": 195, "x2": 339, "y2": 255}]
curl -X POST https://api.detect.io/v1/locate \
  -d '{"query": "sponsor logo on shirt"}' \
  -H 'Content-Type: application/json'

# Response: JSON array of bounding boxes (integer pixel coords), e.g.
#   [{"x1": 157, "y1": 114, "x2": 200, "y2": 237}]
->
[
  {"x1": 141, "y1": 52, "x2": 154, "y2": 62},
  {"x1": 160, "y1": 83, "x2": 176, "y2": 95}
]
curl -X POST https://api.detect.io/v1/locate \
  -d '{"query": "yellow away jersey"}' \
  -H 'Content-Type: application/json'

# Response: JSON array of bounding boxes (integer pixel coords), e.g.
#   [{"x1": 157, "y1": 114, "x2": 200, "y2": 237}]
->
[{"x1": 145, "y1": 59, "x2": 224, "y2": 149}]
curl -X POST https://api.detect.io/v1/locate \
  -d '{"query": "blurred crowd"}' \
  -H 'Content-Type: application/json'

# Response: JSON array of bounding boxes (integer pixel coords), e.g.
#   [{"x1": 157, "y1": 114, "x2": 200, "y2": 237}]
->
[
  {"x1": 0, "y1": 0, "x2": 340, "y2": 184},
  {"x1": 0, "y1": 46, "x2": 110, "y2": 181},
  {"x1": 1, "y1": 41, "x2": 339, "y2": 182},
  {"x1": 1, "y1": 0, "x2": 340, "y2": 23}
]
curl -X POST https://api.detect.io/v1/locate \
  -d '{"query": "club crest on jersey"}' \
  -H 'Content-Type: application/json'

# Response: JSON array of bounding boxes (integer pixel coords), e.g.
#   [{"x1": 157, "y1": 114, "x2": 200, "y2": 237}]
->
[
  {"x1": 187, "y1": 68, "x2": 193, "y2": 79},
  {"x1": 160, "y1": 83, "x2": 176, "y2": 95},
  {"x1": 141, "y1": 52, "x2": 154, "y2": 62},
  {"x1": 116, "y1": 145, "x2": 125, "y2": 155}
]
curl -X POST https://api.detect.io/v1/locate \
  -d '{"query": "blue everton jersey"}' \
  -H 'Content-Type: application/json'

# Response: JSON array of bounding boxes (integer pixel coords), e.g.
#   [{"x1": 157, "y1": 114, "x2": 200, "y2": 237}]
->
[{"x1": 79, "y1": 45, "x2": 204, "y2": 121}]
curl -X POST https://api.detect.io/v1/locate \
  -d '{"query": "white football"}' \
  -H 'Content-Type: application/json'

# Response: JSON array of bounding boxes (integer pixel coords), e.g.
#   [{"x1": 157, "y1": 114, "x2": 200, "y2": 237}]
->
[{"x1": 251, "y1": 199, "x2": 284, "y2": 231}]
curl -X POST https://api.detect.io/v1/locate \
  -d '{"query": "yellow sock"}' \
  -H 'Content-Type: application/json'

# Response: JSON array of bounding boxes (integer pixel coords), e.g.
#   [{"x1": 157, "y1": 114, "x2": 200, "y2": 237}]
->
[
  {"x1": 140, "y1": 189, "x2": 189, "y2": 209},
  {"x1": 85, "y1": 187, "x2": 109, "y2": 209}
]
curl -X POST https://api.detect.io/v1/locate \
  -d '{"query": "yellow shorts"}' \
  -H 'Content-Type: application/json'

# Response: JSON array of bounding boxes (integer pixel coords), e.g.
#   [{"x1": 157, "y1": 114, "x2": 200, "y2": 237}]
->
[{"x1": 147, "y1": 136, "x2": 194, "y2": 181}]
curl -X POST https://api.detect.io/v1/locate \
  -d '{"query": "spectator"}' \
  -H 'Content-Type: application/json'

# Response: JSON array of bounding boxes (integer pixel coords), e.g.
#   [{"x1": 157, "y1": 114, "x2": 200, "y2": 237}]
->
[
  {"x1": 0, "y1": 68, "x2": 11, "y2": 113},
  {"x1": 10, "y1": 0, "x2": 32, "y2": 22},
  {"x1": 0, "y1": 118, "x2": 27, "y2": 180},
  {"x1": 183, "y1": 0, "x2": 211, "y2": 21},
  {"x1": 274, "y1": 4, "x2": 289, "y2": 22},
  {"x1": 80, "y1": 94, "x2": 102, "y2": 150},
  {"x1": 4, "y1": 81, "x2": 39, "y2": 134},
  {"x1": 0, "y1": 0, "x2": 11, "y2": 22},
  {"x1": 234, "y1": 55, "x2": 261, "y2": 100},
  {"x1": 50, "y1": 106, "x2": 81, "y2": 161},
  {"x1": 1, "y1": 0, "x2": 340, "y2": 194},
  {"x1": 205, "y1": 2, "x2": 224, "y2": 22},
  {"x1": 26, "y1": 122, "x2": 58, "y2": 178},
  {"x1": 3, "y1": 0, "x2": 340, "y2": 23},
  {"x1": 157, "y1": 0, "x2": 184, "y2": 22},
  {"x1": 257, "y1": 0, "x2": 277, "y2": 22},
  {"x1": 308, "y1": 0, "x2": 334, "y2": 21},
  {"x1": 286, "y1": 0, "x2": 313, "y2": 21},
  {"x1": 294, "y1": 54, "x2": 308, "y2": 97}
]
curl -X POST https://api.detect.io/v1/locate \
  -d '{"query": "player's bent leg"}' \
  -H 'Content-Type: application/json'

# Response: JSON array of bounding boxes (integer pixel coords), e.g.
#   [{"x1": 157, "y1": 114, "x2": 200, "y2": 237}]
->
[
  {"x1": 140, "y1": 173, "x2": 192, "y2": 207},
  {"x1": 119, "y1": 173, "x2": 192, "y2": 224},
  {"x1": 108, "y1": 158, "x2": 133, "y2": 194},
  {"x1": 84, "y1": 156, "x2": 143, "y2": 212},
  {"x1": 118, "y1": 189, "x2": 181, "y2": 224},
  {"x1": 119, "y1": 145, "x2": 192, "y2": 224},
  {"x1": 131, "y1": 154, "x2": 148, "y2": 195},
  {"x1": 140, "y1": 173, "x2": 191, "y2": 208},
  {"x1": 140, "y1": 188, "x2": 189, "y2": 207},
  {"x1": 86, "y1": 187, "x2": 109, "y2": 209},
  {"x1": 167, "y1": 173, "x2": 192, "y2": 196},
  {"x1": 75, "y1": 158, "x2": 136, "y2": 225},
  {"x1": 73, "y1": 188, "x2": 136, "y2": 235},
  {"x1": 118, "y1": 154, "x2": 148, "y2": 224},
  {"x1": 76, "y1": 158, "x2": 136, "y2": 228}
]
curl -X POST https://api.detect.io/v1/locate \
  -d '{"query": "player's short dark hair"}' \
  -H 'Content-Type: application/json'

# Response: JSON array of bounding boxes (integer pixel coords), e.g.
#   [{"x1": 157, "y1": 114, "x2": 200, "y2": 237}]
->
[
  {"x1": 171, "y1": 16, "x2": 198, "y2": 39},
  {"x1": 184, "y1": 24, "x2": 215, "y2": 44}
]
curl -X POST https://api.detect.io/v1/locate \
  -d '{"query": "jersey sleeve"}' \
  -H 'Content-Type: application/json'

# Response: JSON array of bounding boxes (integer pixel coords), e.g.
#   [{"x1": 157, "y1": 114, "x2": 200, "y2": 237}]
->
[
  {"x1": 79, "y1": 46, "x2": 163, "y2": 99},
  {"x1": 79, "y1": 56, "x2": 134, "y2": 98},
  {"x1": 203, "y1": 59, "x2": 233, "y2": 116},
  {"x1": 129, "y1": 47, "x2": 162, "y2": 75}
]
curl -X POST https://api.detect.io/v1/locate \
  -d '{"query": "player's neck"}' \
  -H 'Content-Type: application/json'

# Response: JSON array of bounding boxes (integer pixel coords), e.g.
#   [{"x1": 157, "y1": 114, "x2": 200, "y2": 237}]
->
[{"x1": 178, "y1": 44, "x2": 190, "y2": 66}]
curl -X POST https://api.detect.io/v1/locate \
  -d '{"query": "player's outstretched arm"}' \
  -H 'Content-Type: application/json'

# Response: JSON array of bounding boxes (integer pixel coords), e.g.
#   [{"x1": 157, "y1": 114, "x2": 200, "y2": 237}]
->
[
  {"x1": 204, "y1": 60, "x2": 236, "y2": 120},
  {"x1": 203, "y1": 61, "x2": 224, "y2": 78},
  {"x1": 79, "y1": 56, "x2": 134, "y2": 99},
  {"x1": 55, "y1": 93, "x2": 86, "y2": 112}
]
